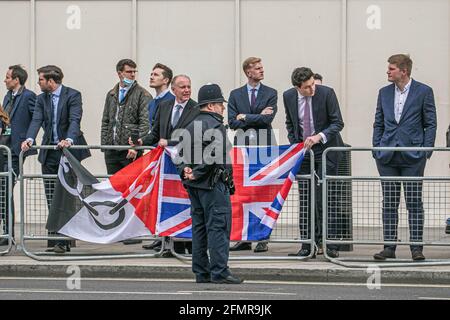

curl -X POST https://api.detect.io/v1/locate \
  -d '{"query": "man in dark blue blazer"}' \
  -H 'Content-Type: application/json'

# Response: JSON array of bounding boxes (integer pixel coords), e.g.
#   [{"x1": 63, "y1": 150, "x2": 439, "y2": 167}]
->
[
  {"x1": 148, "y1": 63, "x2": 175, "y2": 132},
  {"x1": 22, "y1": 65, "x2": 91, "y2": 253},
  {"x1": 372, "y1": 54, "x2": 437, "y2": 261},
  {"x1": 228, "y1": 57, "x2": 277, "y2": 253},
  {"x1": 284, "y1": 67, "x2": 344, "y2": 258},
  {"x1": 0, "y1": 65, "x2": 36, "y2": 245}
]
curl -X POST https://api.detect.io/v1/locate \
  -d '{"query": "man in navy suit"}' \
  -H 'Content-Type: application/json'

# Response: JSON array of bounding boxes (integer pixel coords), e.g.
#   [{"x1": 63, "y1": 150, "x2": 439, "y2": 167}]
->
[
  {"x1": 22, "y1": 65, "x2": 91, "y2": 253},
  {"x1": 228, "y1": 57, "x2": 277, "y2": 253},
  {"x1": 372, "y1": 54, "x2": 437, "y2": 261},
  {"x1": 148, "y1": 63, "x2": 175, "y2": 132},
  {"x1": 0, "y1": 65, "x2": 36, "y2": 245},
  {"x1": 284, "y1": 67, "x2": 344, "y2": 258}
]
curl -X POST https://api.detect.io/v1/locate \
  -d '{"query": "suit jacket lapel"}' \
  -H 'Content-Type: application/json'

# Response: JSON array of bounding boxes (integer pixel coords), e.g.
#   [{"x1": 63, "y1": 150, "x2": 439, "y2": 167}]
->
[
  {"x1": 56, "y1": 85, "x2": 67, "y2": 124},
  {"x1": 311, "y1": 92, "x2": 322, "y2": 131},
  {"x1": 254, "y1": 84, "x2": 265, "y2": 111},
  {"x1": 398, "y1": 80, "x2": 418, "y2": 123},
  {"x1": 9, "y1": 93, "x2": 23, "y2": 120},
  {"x1": 385, "y1": 84, "x2": 396, "y2": 121},
  {"x1": 176, "y1": 99, "x2": 196, "y2": 129},
  {"x1": 239, "y1": 85, "x2": 252, "y2": 113}
]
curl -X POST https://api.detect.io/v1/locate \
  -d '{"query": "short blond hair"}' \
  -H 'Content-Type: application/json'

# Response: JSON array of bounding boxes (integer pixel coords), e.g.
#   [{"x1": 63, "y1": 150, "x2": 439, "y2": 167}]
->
[
  {"x1": 388, "y1": 54, "x2": 413, "y2": 77},
  {"x1": 242, "y1": 57, "x2": 261, "y2": 73}
]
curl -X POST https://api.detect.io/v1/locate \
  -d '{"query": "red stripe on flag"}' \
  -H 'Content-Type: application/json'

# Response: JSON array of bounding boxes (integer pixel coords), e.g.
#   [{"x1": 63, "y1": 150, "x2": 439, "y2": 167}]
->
[
  {"x1": 252, "y1": 144, "x2": 304, "y2": 181},
  {"x1": 264, "y1": 208, "x2": 279, "y2": 220},
  {"x1": 162, "y1": 179, "x2": 189, "y2": 199},
  {"x1": 159, "y1": 218, "x2": 192, "y2": 237}
]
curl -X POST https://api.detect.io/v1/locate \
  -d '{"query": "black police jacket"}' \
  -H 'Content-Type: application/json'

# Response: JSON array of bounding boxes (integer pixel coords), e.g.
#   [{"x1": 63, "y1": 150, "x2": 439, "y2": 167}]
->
[{"x1": 176, "y1": 111, "x2": 232, "y2": 190}]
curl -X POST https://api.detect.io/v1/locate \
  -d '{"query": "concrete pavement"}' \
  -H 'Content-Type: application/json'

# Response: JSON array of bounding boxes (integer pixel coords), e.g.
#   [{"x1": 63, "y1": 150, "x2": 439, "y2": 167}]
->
[{"x1": 1, "y1": 240, "x2": 450, "y2": 285}]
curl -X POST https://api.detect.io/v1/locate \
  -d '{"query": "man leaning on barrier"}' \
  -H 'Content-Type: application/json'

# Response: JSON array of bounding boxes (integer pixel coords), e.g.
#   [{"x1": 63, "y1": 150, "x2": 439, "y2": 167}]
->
[
  {"x1": 175, "y1": 83, "x2": 243, "y2": 284},
  {"x1": 372, "y1": 54, "x2": 437, "y2": 261},
  {"x1": 21, "y1": 65, "x2": 91, "y2": 254},
  {"x1": 284, "y1": 67, "x2": 345, "y2": 258}
]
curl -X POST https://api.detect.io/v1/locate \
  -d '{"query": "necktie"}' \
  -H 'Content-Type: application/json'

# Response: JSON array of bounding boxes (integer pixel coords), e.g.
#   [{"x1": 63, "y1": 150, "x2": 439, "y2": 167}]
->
[
  {"x1": 51, "y1": 93, "x2": 59, "y2": 143},
  {"x1": 303, "y1": 97, "x2": 312, "y2": 139},
  {"x1": 119, "y1": 88, "x2": 126, "y2": 103},
  {"x1": 5, "y1": 93, "x2": 15, "y2": 115},
  {"x1": 250, "y1": 88, "x2": 257, "y2": 112},
  {"x1": 172, "y1": 104, "x2": 182, "y2": 127}
]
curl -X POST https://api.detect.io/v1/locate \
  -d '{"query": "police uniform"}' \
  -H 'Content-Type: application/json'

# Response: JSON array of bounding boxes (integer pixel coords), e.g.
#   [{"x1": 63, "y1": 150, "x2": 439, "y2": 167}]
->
[{"x1": 177, "y1": 84, "x2": 242, "y2": 284}]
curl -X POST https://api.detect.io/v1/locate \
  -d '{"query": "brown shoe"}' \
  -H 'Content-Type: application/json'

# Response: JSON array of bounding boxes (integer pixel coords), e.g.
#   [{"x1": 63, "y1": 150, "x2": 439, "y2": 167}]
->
[
  {"x1": 373, "y1": 248, "x2": 396, "y2": 260},
  {"x1": 411, "y1": 250, "x2": 425, "y2": 261}
]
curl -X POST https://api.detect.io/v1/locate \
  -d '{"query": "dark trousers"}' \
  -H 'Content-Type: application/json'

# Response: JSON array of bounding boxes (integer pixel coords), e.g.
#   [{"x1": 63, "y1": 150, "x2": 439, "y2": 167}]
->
[
  {"x1": 42, "y1": 149, "x2": 70, "y2": 248},
  {"x1": 376, "y1": 153, "x2": 426, "y2": 252},
  {"x1": 298, "y1": 155, "x2": 339, "y2": 251},
  {"x1": 104, "y1": 150, "x2": 138, "y2": 175},
  {"x1": 187, "y1": 182, "x2": 232, "y2": 281},
  {"x1": 1, "y1": 154, "x2": 20, "y2": 237}
]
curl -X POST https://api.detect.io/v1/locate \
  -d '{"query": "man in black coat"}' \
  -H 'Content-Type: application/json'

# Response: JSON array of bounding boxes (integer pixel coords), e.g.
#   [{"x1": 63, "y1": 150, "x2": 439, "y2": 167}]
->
[{"x1": 284, "y1": 67, "x2": 344, "y2": 258}]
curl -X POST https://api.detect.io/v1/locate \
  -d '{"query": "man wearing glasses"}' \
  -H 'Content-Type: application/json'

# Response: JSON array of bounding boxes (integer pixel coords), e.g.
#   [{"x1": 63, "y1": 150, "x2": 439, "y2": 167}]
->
[
  {"x1": 100, "y1": 59, "x2": 152, "y2": 245},
  {"x1": 101, "y1": 59, "x2": 152, "y2": 174}
]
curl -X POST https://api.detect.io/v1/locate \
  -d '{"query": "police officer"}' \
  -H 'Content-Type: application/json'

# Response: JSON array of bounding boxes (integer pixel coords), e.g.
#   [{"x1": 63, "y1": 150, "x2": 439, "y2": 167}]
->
[{"x1": 176, "y1": 84, "x2": 243, "y2": 284}]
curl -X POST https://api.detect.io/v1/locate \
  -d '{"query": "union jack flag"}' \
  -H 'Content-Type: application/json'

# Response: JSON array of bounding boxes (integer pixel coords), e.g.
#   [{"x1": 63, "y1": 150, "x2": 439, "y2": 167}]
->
[{"x1": 157, "y1": 144, "x2": 305, "y2": 240}]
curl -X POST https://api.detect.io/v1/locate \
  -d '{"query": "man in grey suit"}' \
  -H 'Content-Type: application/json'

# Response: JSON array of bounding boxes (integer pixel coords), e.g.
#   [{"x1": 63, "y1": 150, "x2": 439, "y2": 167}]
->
[
  {"x1": 284, "y1": 67, "x2": 344, "y2": 258},
  {"x1": 372, "y1": 54, "x2": 437, "y2": 261},
  {"x1": 227, "y1": 57, "x2": 277, "y2": 253}
]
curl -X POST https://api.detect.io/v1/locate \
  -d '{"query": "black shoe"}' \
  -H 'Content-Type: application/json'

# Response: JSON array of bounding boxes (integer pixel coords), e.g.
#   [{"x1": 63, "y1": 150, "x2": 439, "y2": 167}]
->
[
  {"x1": 160, "y1": 250, "x2": 174, "y2": 258},
  {"x1": 373, "y1": 248, "x2": 396, "y2": 260},
  {"x1": 122, "y1": 239, "x2": 143, "y2": 245},
  {"x1": 0, "y1": 238, "x2": 9, "y2": 246},
  {"x1": 326, "y1": 248, "x2": 339, "y2": 258},
  {"x1": 196, "y1": 276, "x2": 211, "y2": 283},
  {"x1": 253, "y1": 242, "x2": 268, "y2": 253},
  {"x1": 53, "y1": 244, "x2": 67, "y2": 254},
  {"x1": 142, "y1": 240, "x2": 162, "y2": 250},
  {"x1": 411, "y1": 250, "x2": 425, "y2": 261},
  {"x1": 212, "y1": 275, "x2": 244, "y2": 284},
  {"x1": 229, "y1": 242, "x2": 252, "y2": 251},
  {"x1": 288, "y1": 249, "x2": 316, "y2": 258}
]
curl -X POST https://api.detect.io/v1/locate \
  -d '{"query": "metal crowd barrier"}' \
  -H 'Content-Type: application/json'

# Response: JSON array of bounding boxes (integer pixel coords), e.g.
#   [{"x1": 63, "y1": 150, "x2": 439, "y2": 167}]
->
[
  {"x1": 18, "y1": 145, "x2": 317, "y2": 262},
  {"x1": 19, "y1": 145, "x2": 164, "y2": 261},
  {"x1": 322, "y1": 147, "x2": 450, "y2": 267},
  {"x1": 0, "y1": 146, "x2": 13, "y2": 255}
]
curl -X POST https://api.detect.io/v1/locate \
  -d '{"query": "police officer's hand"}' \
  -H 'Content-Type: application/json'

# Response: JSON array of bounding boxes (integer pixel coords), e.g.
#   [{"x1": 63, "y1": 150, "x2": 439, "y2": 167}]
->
[
  {"x1": 158, "y1": 139, "x2": 168, "y2": 147},
  {"x1": 127, "y1": 149, "x2": 138, "y2": 160},
  {"x1": 21, "y1": 140, "x2": 32, "y2": 152},
  {"x1": 183, "y1": 167, "x2": 195, "y2": 180}
]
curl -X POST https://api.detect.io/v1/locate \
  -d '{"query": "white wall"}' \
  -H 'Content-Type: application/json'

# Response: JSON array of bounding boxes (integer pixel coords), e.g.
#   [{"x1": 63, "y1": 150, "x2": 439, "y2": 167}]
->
[{"x1": 0, "y1": 0, "x2": 448, "y2": 176}]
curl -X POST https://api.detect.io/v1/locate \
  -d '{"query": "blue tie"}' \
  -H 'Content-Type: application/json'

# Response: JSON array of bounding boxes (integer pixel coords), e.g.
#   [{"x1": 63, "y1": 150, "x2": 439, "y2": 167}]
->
[
  {"x1": 51, "y1": 93, "x2": 59, "y2": 143},
  {"x1": 119, "y1": 88, "x2": 126, "y2": 103},
  {"x1": 172, "y1": 104, "x2": 182, "y2": 127}
]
